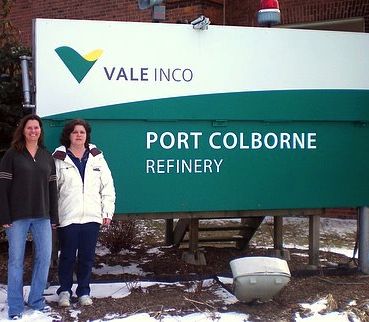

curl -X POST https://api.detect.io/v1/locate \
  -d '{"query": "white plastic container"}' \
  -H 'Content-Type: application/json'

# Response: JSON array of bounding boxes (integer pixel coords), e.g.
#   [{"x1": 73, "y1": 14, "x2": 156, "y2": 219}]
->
[{"x1": 230, "y1": 256, "x2": 291, "y2": 303}]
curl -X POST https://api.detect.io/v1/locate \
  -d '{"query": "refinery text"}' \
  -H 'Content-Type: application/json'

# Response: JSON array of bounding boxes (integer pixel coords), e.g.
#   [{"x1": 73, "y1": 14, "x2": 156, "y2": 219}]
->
[{"x1": 145, "y1": 131, "x2": 317, "y2": 174}]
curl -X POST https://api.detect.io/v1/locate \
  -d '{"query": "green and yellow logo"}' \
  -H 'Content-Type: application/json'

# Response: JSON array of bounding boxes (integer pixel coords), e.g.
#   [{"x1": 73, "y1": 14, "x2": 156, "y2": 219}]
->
[{"x1": 55, "y1": 46, "x2": 103, "y2": 83}]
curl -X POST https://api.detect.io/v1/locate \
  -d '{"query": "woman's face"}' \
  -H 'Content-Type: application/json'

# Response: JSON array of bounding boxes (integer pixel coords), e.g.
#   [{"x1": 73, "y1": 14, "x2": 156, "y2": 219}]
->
[
  {"x1": 69, "y1": 124, "x2": 87, "y2": 148},
  {"x1": 23, "y1": 119, "x2": 41, "y2": 144}
]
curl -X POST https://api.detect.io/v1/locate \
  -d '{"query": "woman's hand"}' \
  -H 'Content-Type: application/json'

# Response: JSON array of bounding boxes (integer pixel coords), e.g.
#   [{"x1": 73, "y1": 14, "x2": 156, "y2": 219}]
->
[
  {"x1": 2, "y1": 224, "x2": 11, "y2": 228},
  {"x1": 102, "y1": 218, "x2": 111, "y2": 226}
]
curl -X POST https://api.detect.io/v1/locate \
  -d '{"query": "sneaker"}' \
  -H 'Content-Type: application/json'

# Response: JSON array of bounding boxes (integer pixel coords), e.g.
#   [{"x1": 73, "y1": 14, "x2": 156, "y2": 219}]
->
[
  {"x1": 79, "y1": 295, "x2": 93, "y2": 306},
  {"x1": 9, "y1": 314, "x2": 22, "y2": 320},
  {"x1": 58, "y1": 291, "x2": 71, "y2": 307}
]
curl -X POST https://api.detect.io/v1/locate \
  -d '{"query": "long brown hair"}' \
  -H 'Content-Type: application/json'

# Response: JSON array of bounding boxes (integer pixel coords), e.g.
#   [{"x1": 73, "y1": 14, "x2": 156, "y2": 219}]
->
[
  {"x1": 11, "y1": 114, "x2": 45, "y2": 151},
  {"x1": 60, "y1": 119, "x2": 91, "y2": 148}
]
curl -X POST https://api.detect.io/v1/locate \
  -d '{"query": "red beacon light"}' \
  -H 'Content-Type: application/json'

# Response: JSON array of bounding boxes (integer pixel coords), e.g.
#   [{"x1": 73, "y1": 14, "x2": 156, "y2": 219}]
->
[{"x1": 257, "y1": 0, "x2": 281, "y2": 27}]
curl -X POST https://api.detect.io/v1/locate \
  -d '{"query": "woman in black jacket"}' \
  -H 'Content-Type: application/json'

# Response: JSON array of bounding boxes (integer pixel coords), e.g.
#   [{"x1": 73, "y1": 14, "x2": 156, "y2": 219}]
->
[{"x1": 0, "y1": 114, "x2": 58, "y2": 320}]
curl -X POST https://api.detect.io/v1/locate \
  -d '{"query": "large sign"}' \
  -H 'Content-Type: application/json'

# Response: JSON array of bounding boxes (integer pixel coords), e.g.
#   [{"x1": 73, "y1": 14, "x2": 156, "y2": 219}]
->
[{"x1": 34, "y1": 19, "x2": 369, "y2": 214}]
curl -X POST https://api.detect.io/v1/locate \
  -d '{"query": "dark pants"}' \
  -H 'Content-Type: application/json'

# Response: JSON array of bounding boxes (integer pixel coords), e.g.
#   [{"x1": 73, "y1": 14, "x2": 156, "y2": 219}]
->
[{"x1": 57, "y1": 222, "x2": 100, "y2": 297}]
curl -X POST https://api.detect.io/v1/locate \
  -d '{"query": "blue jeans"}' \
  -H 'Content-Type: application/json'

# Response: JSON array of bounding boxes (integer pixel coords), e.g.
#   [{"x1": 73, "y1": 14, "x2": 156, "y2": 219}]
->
[
  {"x1": 6, "y1": 218, "x2": 52, "y2": 317},
  {"x1": 57, "y1": 222, "x2": 100, "y2": 297}
]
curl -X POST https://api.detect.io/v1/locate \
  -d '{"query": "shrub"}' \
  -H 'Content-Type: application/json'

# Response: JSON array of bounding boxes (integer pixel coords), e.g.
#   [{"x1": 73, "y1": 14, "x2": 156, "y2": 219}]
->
[{"x1": 98, "y1": 220, "x2": 138, "y2": 254}]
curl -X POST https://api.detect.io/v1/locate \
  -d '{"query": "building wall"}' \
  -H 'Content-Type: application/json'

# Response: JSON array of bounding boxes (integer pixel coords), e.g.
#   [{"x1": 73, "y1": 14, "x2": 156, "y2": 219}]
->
[
  {"x1": 6, "y1": 0, "x2": 224, "y2": 46},
  {"x1": 166, "y1": 0, "x2": 223, "y2": 25},
  {"x1": 9, "y1": 0, "x2": 368, "y2": 47},
  {"x1": 227, "y1": 0, "x2": 369, "y2": 32}
]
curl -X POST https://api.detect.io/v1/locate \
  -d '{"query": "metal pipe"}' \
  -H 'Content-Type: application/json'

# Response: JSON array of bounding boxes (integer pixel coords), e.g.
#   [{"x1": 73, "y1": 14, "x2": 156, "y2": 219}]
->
[
  {"x1": 359, "y1": 207, "x2": 369, "y2": 274},
  {"x1": 19, "y1": 55, "x2": 35, "y2": 109}
]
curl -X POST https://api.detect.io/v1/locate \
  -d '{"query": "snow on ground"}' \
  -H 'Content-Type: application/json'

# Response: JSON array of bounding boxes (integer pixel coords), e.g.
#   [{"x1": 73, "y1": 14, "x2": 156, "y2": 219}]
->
[
  {"x1": 295, "y1": 298, "x2": 361, "y2": 322},
  {"x1": 0, "y1": 281, "x2": 249, "y2": 322},
  {"x1": 263, "y1": 216, "x2": 357, "y2": 237},
  {"x1": 0, "y1": 278, "x2": 360, "y2": 322},
  {"x1": 92, "y1": 262, "x2": 148, "y2": 276},
  {"x1": 0, "y1": 218, "x2": 362, "y2": 321}
]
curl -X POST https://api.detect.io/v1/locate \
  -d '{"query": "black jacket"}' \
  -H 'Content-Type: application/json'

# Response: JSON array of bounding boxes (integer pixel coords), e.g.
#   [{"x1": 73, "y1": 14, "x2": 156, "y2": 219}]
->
[{"x1": 0, "y1": 147, "x2": 59, "y2": 225}]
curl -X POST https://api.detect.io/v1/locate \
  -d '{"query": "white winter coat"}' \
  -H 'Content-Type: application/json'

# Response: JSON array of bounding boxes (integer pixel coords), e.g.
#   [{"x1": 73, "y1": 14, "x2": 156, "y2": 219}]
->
[{"x1": 53, "y1": 144, "x2": 116, "y2": 227}]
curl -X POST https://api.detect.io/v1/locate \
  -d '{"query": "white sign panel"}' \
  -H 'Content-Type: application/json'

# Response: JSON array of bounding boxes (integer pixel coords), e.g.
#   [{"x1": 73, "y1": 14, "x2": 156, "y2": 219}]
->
[{"x1": 34, "y1": 18, "x2": 369, "y2": 117}]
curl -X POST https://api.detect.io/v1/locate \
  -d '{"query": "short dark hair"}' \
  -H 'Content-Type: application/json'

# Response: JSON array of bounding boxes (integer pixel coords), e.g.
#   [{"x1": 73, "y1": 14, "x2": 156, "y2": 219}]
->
[
  {"x1": 11, "y1": 114, "x2": 44, "y2": 151},
  {"x1": 60, "y1": 119, "x2": 91, "y2": 148}
]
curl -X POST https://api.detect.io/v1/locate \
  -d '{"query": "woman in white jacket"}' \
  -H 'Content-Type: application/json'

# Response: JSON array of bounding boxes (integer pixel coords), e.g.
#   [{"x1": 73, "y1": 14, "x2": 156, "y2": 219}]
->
[{"x1": 53, "y1": 119, "x2": 115, "y2": 307}]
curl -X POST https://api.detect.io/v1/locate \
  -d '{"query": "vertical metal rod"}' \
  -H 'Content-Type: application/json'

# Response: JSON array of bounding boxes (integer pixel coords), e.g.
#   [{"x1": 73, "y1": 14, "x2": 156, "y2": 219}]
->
[
  {"x1": 19, "y1": 55, "x2": 34, "y2": 108},
  {"x1": 359, "y1": 207, "x2": 369, "y2": 274}
]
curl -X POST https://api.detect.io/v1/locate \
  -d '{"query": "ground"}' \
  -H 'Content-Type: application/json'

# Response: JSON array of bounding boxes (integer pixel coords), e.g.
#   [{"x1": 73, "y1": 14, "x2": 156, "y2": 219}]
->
[{"x1": 1, "y1": 217, "x2": 369, "y2": 321}]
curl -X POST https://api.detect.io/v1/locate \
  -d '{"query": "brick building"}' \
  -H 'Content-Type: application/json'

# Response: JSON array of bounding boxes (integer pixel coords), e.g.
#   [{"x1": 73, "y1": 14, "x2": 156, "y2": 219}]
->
[
  {"x1": 5, "y1": 0, "x2": 368, "y2": 218},
  {"x1": 6, "y1": 0, "x2": 369, "y2": 47}
]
